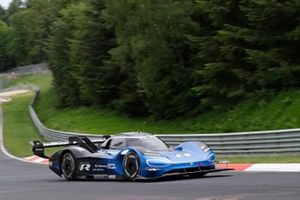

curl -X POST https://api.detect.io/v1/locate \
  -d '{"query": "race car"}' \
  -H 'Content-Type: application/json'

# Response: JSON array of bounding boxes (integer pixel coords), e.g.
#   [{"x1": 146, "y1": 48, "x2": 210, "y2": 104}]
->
[{"x1": 32, "y1": 133, "x2": 232, "y2": 180}]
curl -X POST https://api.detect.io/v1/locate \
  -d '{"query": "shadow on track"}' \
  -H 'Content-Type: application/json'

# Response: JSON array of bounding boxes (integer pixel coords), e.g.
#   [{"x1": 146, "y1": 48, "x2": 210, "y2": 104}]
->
[
  {"x1": 138, "y1": 174, "x2": 233, "y2": 183},
  {"x1": 42, "y1": 173, "x2": 233, "y2": 184}
]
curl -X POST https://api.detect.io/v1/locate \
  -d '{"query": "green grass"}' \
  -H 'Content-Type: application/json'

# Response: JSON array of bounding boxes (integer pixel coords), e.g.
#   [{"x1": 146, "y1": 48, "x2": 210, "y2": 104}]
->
[
  {"x1": 196, "y1": 91, "x2": 300, "y2": 133},
  {"x1": 2, "y1": 74, "x2": 56, "y2": 157},
  {"x1": 2, "y1": 92, "x2": 43, "y2": 157},
  {"x1": 35, "y1": 89, "x2": 300, "y2": 134}
]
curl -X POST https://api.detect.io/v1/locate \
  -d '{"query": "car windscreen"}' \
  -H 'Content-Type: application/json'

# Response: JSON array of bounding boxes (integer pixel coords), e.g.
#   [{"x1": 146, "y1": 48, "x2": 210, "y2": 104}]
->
[{"x1": 127, "y1": 137, "x2": 169, "y2": 151}]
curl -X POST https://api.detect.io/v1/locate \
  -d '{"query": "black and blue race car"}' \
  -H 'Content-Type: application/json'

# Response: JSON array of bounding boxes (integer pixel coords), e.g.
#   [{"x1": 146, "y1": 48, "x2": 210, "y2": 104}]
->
[{"x1": 32, "y1": 133, "x2": 231, "y2": 180}]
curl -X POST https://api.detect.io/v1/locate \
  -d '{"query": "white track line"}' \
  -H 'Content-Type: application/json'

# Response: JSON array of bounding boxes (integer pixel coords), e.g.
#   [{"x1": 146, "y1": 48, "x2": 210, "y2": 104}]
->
[
  {"x1": 0, "y1": 90, "x2": 30, "y2": 97},
  {"x1": 246, "y1": 164, "x2": 300, "y2": 172}
]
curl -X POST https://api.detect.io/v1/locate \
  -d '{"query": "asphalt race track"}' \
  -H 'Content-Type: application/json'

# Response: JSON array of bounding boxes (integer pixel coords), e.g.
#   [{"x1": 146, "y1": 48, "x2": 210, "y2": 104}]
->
[
  {"x1": 1, "y1": 148, "x2": 300, "y2": 200},
  {"x1": 1, "y1": 113, "x2": 300, "y2": 200}
]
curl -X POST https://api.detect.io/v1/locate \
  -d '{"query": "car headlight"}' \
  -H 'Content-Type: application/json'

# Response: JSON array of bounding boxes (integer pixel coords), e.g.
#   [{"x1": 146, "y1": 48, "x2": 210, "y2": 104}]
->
[
  {"x1": 146, "y1": 159, "x2": 170, "y2": 167},
  {"x1": 200, "y1": 143, "x2": 210, "y2": 153}
]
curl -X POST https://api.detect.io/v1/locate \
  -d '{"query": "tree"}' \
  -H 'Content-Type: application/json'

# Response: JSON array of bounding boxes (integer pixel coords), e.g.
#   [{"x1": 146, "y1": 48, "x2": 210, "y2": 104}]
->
[
  {"x1": 0, "y1": 20, "x2": 14, "y2": 71},
  {"x1": 69, "y1": 0, "x2": 121, "y2": 106},
  {"x1": 191, "y1": 0, "x2": 250, "y2": 108},
  {"x1": 4, "y1": 0, "x2": 300, "y2": 120},
  {"x1": 7, "y1": 0, "x2": 60, "y2": 65},
  {"x1": 192, "y1": 0, "x2": 300, "y2": 110},
  {"x1": 106, "y1": 0, "x2": 201, "y2": 119},
  {"x1": 48, "y1": 2, "x2": 85, "y2": 106},
  {"x1": 104, "y1": 0, "x2": 149, "y2": 116},
  {"x1": 240, "y1": 0, "x2": 300, "y2": 91},
  {"x1": 7, "y1": 10, "x2": 30, "y2": 65},
  {"x1": 0, "y1": 5, "x2": 6, "y2": 22},
  {"x1": 6, "y1": 0, "x2": 24, "y2": 19}
]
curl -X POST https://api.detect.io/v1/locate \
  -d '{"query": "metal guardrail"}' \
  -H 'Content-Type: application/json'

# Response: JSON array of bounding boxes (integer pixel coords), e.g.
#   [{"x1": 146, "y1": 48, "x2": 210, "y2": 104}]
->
[
  {"x1": 8, "y1": 83, "x2": 300, "y2": 155},
  {"x1": 158, "y1": 130, "x2": 300, "y2": 155},
  {"x1": 2, "y1": 63, "x2": 50, "y2": 76},
  {"x1": 28, "y1": 89, "x2": 104, "y2": 142}
]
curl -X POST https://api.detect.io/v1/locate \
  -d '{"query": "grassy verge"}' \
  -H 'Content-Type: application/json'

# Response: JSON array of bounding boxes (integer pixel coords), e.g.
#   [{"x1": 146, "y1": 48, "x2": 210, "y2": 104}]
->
[
  {"x1": 33, "y1": 77, "x2": 300, "y2": 134},
  {"x1": 2, "y1": 92, "x2": 61, "y2": 157},
  {"x1": 2, "y1": 92, "x2": 43, "y2": 157}
]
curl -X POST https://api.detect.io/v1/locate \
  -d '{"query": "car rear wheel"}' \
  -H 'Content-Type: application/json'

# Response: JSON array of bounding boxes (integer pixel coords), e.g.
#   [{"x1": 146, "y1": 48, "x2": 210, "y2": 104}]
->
[
  {"x1": 61, "y1": 152, "x2": 76, "y2": 180},
  {"x1": 123, "y1": 151, "x2": 140, "y2": 180}
]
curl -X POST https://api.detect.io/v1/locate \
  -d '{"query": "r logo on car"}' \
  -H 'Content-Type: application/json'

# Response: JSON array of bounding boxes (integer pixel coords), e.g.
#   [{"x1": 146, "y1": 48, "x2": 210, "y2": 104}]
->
[{"x1": 79, "y1": 163, "x2": 91, "y2": 171}]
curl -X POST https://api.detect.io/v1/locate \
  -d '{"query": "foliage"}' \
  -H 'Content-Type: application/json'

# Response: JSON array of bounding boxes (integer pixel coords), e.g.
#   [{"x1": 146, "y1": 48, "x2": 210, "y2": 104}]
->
[
  {"x1": 0, "y1": 20, "x2": 14, "y2": 70},
  {"x1": 48, "y1": 2, "x2": 84, "y2": 106},
  {"x1": 68, "y1": 0, "x2": 121, "y2": 106},
  {"x1": 0, "y1": 5, "x2": 6, "y2": 22},
  {"x1": 105, "y1": 0, "x2": 201, "y2": 118},
  {"x1": 6, "y1": 0, "x2": 24, "y2": 19},
  {"x1": 5, "y1": 0, "x2": 66, "y2": 67},
  {"x1": 2, "y1": 0, "x2": 300, "y2": 120},
  {"x1": 192, "y1": 0, "x2": 300, "y2": 109}
]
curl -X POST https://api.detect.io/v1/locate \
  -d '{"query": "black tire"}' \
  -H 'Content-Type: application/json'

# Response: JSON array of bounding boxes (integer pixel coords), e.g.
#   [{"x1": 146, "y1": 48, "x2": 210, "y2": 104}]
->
[
  {"x1": 122, "y1": 151, "x2": 140, "y2": 180},
  {"x1": 190, "y1": 172, "x2": 207, "y2": 178},
  {"x1": 61, "y1": 152, "x2": 76, "y2": 180}
]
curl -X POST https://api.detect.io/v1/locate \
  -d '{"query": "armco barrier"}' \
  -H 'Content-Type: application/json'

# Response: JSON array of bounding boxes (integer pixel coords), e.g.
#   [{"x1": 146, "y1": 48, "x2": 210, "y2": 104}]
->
[
  {"x1": 157, "y1": 130, "x2": 300, "y2": 155},
  {"x1": 28, "y1": 87, "x2": 104, "y2": 141},
  {"x1": 7, "y1": 84, "x2": 300, "y2": 155},
  {"x1": 29, "y1": 106, "x2": 104, "y2": 141}
]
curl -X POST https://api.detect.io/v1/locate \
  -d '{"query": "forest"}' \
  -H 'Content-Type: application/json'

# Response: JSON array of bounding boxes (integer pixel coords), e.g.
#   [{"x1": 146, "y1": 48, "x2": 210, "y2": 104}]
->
[{"x1": 1, "y1": 0, "x2": 300, "y2": 120}]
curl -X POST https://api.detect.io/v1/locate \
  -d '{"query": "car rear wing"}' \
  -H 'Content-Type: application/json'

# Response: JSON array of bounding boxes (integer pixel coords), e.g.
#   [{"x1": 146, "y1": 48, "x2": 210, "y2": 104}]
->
[{"x1": 30, "y1": 136, "x2": 108, "y2": 159}]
